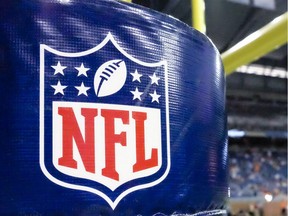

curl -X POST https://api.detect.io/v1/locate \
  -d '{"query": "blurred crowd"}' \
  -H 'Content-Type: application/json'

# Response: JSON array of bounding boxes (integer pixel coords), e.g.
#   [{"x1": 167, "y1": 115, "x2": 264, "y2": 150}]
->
[{"x1": 229, "y1": 146, "x2": 287, "y2": 198}]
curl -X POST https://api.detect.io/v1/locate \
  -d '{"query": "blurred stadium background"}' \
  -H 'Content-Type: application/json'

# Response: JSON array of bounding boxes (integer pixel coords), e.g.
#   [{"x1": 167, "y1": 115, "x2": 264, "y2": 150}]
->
[{"x1": 125, "y1": 0, "x2": 287, "y2": 215}]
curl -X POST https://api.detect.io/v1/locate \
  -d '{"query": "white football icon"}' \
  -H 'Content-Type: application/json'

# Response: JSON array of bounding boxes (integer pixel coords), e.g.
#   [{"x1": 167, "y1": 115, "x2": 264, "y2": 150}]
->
[{"x1": 94, "y1": 59, "x2": 127, "y2": 97}]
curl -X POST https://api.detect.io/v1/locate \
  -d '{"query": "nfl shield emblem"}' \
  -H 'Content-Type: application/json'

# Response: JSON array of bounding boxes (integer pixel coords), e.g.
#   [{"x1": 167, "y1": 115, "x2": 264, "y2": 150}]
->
[{"x1": 39, "y1": 32, "x2": 170, "y2": 209}]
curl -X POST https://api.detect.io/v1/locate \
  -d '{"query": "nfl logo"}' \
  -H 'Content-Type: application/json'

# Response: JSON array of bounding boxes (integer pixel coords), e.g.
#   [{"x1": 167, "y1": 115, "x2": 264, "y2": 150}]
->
[{"x1": 39, "y1": 32, "x2": 170, "y2": 209}]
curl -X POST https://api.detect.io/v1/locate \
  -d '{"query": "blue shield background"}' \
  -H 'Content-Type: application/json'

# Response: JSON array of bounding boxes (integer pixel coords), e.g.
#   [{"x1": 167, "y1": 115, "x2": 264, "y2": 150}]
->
[{"x1": 40, "y1": 34, "x2": 170, "y2": 207}]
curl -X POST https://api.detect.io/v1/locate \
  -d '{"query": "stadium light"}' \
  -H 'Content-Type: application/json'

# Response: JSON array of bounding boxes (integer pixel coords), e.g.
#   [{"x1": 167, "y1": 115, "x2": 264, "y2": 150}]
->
[
  {"x1": 228, "y1": 129, "x2": 245, "y2": 138},
  {"x1": 236, "y1": 64, "x2": 287, "y2": 78},
  {"x1": 264, "y1": 193, "x2": 273, "y2": 202}
]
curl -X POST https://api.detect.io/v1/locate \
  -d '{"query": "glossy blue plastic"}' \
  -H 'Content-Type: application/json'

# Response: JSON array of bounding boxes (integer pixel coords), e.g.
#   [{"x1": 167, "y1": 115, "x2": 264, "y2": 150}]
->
[{"x1": 0, "y1": 0, "x2": 228, "y2": 215}]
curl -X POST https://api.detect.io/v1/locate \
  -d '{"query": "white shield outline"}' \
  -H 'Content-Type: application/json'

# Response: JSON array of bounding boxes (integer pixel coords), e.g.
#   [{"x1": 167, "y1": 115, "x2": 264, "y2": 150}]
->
[{"x1": 39, "y1": 32, "x2": 170, "y2": 209}]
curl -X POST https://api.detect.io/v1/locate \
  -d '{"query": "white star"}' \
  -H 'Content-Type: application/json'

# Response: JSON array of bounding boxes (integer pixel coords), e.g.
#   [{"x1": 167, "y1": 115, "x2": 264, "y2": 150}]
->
[
  {"x1": 130, "y1": 69, "x2": 143, "y2": 82},
  {"x1": 75, "y1": 63, "x2": 90, "y2": 77},
  {"x1": 75, "y1": 82, "x2": 90, "y2": 96},
  {"x1": 149, "y1": 90, "x2": 161, "y2": 103},
  {"x1": 149, "y1": 73, "x2": 160, "y2": 85},
  {"x1": 130, "y1": 87, "x2": 143, "y2": 101},
  {"x1": 51, "y1": 80, "x2": 67, "y2": 95},
  {"x1": 51, "y1": 61, "x2": 67, "y2": 75}
]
